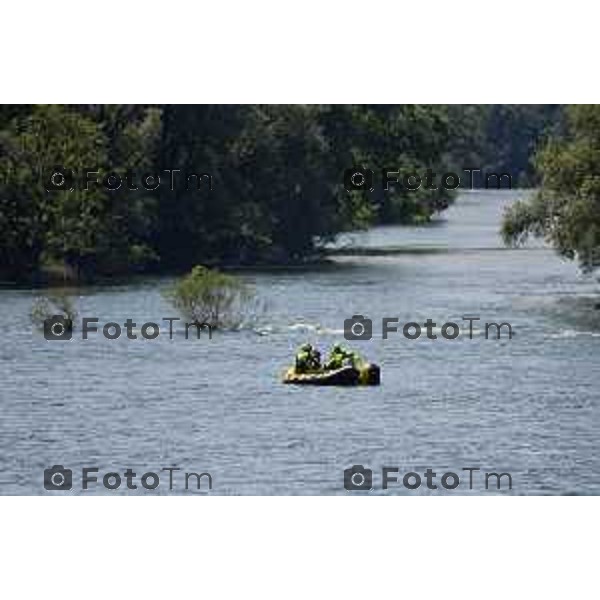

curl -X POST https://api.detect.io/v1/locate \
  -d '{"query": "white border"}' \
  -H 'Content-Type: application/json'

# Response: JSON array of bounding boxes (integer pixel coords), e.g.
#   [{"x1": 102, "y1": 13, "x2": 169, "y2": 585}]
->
[
  {"x1": 2, "y1": 1, "x2": 599, "y2": 102},
  {"x1": 1, "y1": 498, "x2": 597, "y2": 599}
]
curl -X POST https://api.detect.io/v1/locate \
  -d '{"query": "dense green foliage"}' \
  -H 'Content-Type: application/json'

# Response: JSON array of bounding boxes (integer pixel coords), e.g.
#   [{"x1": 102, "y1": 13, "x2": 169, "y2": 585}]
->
[
  {"x1": 158, "y1": 105, "x2": 365, "y2": 267},
  {"x1": 0, "y1": 105, "x2": 160, "y2": 281},
  {"x1": 164, "y1": 265, "x2": 256, "y2": 329},
  {"x1": 0, "y1": 104, "x2": 562, "y2": 283},
  {"x1": 502, "y1": 105, "x2": 600, "y2": 271},
  {"x1": 30, "y1": 292, "x2": 77, "y2": 331},
  {"x1": 446, "y1": 104, "x2": 563, "y2": 187},
  {"x1": 320, "y1": 105, "x2": 455, "y2": 223}
]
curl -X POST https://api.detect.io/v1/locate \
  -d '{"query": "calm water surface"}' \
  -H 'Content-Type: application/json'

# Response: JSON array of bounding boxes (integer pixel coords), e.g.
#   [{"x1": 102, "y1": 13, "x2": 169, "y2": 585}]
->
[{"x1": 1, "y1": 190, "x2": 598, "y2": 494}]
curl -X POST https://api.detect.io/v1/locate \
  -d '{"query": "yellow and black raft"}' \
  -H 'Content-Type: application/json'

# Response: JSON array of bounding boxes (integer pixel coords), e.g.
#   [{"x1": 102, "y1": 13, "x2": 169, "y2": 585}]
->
[{"x1": 283, "y1": 363, "x2": 380, "y2": 386}]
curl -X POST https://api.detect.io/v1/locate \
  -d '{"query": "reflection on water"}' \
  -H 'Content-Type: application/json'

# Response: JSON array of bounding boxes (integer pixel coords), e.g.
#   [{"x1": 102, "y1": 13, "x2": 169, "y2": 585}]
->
[{"x1": 0, "y1": 190, "x2": 598, "y2": 494}]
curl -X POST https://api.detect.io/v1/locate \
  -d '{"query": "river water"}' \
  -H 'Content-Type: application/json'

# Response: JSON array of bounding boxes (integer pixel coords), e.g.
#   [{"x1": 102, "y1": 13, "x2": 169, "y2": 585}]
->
[{"x1": 1, "y1": 190, "x2": 598, "y2": 494}]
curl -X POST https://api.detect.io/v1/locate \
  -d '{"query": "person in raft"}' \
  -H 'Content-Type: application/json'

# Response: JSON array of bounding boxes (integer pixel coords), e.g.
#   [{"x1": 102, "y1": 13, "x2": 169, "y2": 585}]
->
[
  {"x1": 324, "y1": 344, "x2": 362, "y2": 370},
  {"x1": 295, "y1": 343, "x2": 322, "y2": 373}
]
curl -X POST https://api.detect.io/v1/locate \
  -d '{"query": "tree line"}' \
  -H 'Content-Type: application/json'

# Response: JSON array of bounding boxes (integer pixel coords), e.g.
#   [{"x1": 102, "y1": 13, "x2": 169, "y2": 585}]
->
[{"x1": 0, "y1": 104, "x2": 563, "y2": 283}]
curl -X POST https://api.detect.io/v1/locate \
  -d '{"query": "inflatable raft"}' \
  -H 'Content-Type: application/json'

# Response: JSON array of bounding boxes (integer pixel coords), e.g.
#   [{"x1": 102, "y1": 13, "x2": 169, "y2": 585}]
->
[{"x1": 283, "y1": 363, "x2": 380, "y2": 386}]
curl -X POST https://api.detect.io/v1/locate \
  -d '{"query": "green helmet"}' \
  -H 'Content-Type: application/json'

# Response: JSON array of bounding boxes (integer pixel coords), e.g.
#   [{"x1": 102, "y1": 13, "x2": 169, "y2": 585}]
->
[
  {"x1": 300, "y1": 343, "x2": 312, "y2": 352},
  {"x1": 332, "y1": 343, "x2": 343, "y2": 352}
]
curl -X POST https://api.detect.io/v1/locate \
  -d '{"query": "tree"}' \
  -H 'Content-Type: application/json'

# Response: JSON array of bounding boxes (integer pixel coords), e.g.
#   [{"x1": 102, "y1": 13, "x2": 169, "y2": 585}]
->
[
  {"x1": 445, "y1": 105, "x2": 564, "y2": 187},
  {"x1": 0, "y1": 105, "x2": 109, "y2": 280},
  {"x1": 157, "y1": 105, "x2": 251, "y2": 267},
  {"x1": 502, "y1": 105, "x2": 600, "y2": 271},
  {"x1": 0, "y1": 104, "x2": 162, "y2": 282},
  {"x1": 157, "y1": 105, "x2": 371, "y2": 266},
  {"x1": 30, "y1": 293, "x2": 78, "y2": 332},
  {"x1": 321, "y1": 105, "x2": 454, "y2": 223},
  {"x1": 83, "y1": 104, "x2": 162, "y2": 275},
  {"x1": 164, "y1": 265, "x2": 258, "y2": 329},
  {"x1": 230, "y1": 105, "x2": 370, "y2": 262}
]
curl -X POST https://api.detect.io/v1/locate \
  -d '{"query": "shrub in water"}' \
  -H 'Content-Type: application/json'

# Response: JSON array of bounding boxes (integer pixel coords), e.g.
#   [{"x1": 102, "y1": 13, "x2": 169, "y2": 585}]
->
[
  {"x1": 164, "y1": 265, "x2": 260, "y2": 330},
  {"x1": 30, "y1": 293, "x2": 78, "y2": 331}
]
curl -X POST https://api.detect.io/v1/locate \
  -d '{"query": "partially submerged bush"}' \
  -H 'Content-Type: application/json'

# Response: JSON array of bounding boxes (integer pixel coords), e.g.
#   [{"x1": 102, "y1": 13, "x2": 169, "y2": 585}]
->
[
  {"x1": 30, "y1": 293, "x2": 78, "y2": 331},
  {"x1": 164, "y1": 265, "x2": 262, "y2": 330}
]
